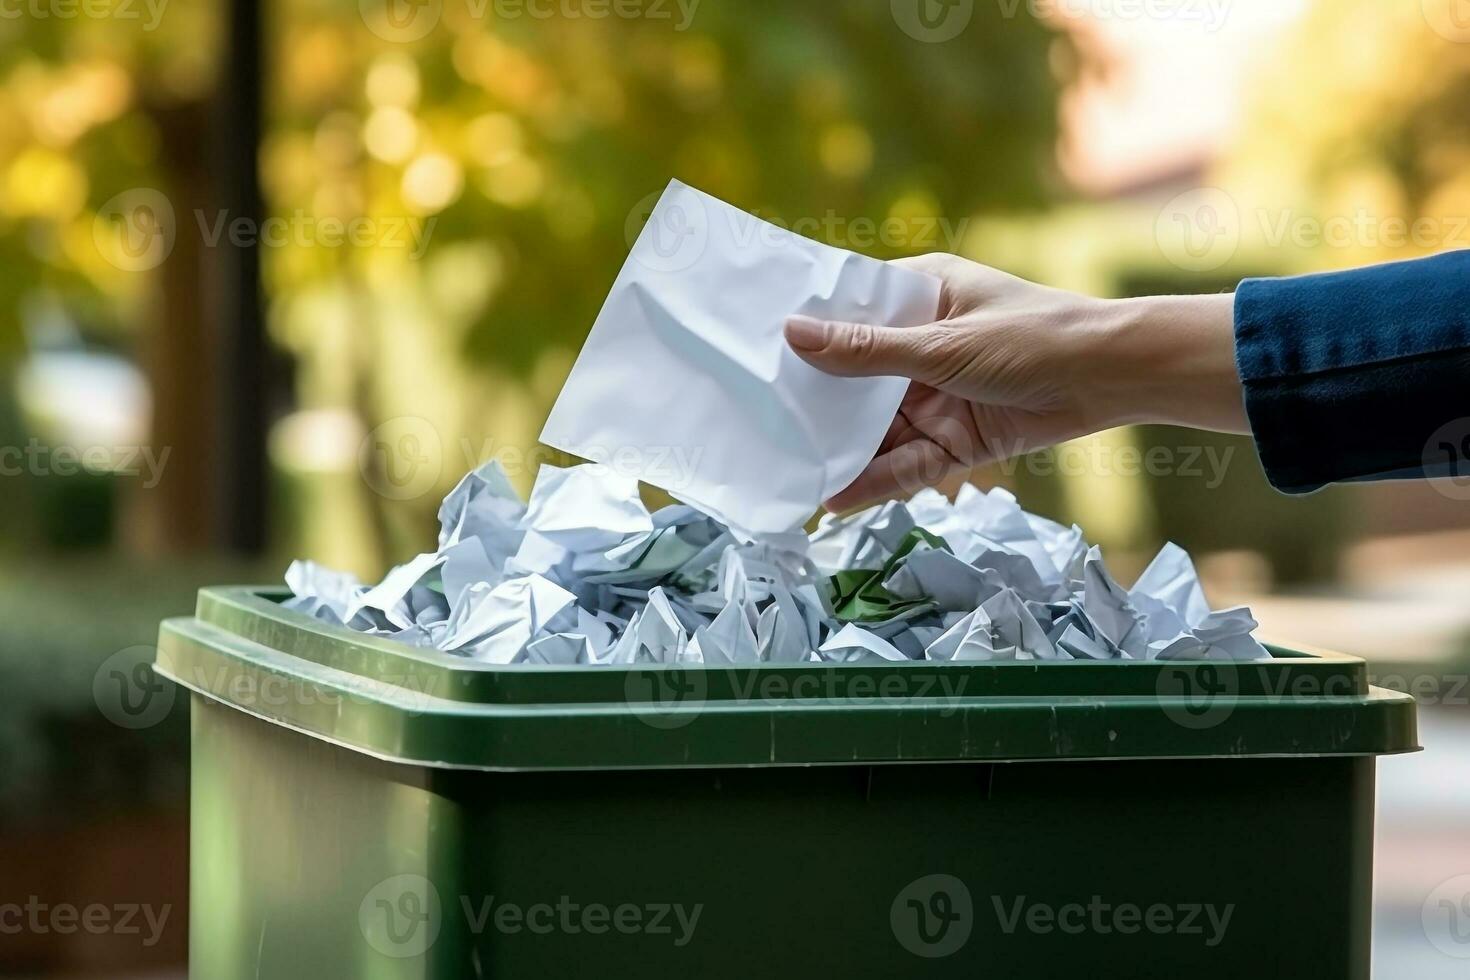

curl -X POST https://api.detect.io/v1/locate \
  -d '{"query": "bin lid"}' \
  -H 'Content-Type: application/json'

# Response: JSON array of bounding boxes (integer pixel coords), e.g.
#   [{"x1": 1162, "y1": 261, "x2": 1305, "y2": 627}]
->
[{"x1": 155, "y1": 586, "x2": 1420, "y2": 771}]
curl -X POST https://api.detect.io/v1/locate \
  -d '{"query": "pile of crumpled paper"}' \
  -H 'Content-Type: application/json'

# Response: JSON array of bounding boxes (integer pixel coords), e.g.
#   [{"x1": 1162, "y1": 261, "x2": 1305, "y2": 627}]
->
[{"x1": 284, "y1": 461, "x2": 1270, "y2": 664}]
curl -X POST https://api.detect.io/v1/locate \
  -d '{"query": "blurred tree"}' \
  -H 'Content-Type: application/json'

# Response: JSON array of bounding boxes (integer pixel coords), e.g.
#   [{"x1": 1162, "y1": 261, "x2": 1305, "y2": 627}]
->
[
  {"x1": 0, "y1": 0, "x2": 224, "y2": 551},
  {"x1": 267, "y1": 2, "x2": 1064, "y2": 370},
  {"x1": 2, "y1": 2, "x2": 1071, "y2": 569},
  {"x1": 265, "y1": 2, "x2": 1070, "y2": 566},
  {"x1": 1224, "y1": 0, "x2": 1470, "y2": 270}
]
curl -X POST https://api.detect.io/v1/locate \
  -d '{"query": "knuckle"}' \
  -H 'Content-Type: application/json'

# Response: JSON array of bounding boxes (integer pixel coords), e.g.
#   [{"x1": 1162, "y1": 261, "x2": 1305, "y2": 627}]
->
[
  {"x1": 846, "y1": 323, "x2": 877, "y2": 361},
  {"x1": 916, "y1": 323, "x2": 969, "y2": 386},
  {"x1": 919, "y1": 322, "x2": 961, "y2": 359},
  {"x1": 894, "y1": 251, "x2": 957, "y2": 281}
]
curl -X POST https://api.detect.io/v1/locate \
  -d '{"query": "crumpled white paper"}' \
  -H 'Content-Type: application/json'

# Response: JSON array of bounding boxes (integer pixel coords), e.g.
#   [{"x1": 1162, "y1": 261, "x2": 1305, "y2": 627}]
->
[
  {"x1": 284, "y1": 461, "x2": 1271, "y2": 667},
  {"x1": 539, "y1": 179, "x2": 941, "y2": 539}
]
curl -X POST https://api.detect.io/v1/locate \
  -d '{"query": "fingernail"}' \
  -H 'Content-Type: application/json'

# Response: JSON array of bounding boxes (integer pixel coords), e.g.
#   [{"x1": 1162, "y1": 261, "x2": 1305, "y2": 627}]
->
[{"x1": 784, "y1": 315, "x2": 831, "y2": 351}]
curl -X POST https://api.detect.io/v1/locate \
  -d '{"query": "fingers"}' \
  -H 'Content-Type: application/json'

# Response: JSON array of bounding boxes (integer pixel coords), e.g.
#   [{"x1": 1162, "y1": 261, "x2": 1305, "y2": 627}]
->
[
  {"x1": 785, "y1": 315, "x2": 946, "y2": 384},
  {"x1": 824, "y1": 439, "x2": 970, "y2": 513}
]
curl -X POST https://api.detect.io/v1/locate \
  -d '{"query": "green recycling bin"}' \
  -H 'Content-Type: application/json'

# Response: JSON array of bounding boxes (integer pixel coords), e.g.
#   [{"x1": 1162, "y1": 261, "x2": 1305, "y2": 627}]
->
[{"x1": 156, "y1": 587, "x2": 1418, "y2": 980}]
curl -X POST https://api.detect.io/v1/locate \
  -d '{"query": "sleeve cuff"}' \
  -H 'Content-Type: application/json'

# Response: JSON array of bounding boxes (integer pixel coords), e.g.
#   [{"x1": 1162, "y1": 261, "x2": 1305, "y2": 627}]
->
[{"x1": 1234, "y1": 252, "x2": 1470, "y2": 494}]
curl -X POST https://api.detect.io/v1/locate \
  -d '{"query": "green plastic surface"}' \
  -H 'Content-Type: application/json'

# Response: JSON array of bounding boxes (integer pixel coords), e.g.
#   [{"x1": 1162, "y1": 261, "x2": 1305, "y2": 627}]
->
[
  {"x1": 154, "y1": 586, "x2": 1419, "y2": 771},
  {"x1": 187, "y1": 696, "x2": 1383, "y2": 980},
  {"x1": 165, "y1": 586, "x2": 1415, "y2": 978}
]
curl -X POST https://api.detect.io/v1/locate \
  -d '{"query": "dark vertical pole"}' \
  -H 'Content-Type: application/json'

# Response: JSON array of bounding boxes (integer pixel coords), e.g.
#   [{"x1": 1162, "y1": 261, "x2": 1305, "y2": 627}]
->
[{"x1": 215, "y1": 0, "x2": 269, "y2": 552}]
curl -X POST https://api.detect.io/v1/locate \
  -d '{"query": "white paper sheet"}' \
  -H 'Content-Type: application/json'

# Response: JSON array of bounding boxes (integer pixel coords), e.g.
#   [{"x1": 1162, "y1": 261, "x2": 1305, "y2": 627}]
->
[
  {"x1": 819, "y1": 622, "x2": 910, "y2": 662},
  {"x1": 540, "y1": 179, "x2": 941, "y2": 538}
]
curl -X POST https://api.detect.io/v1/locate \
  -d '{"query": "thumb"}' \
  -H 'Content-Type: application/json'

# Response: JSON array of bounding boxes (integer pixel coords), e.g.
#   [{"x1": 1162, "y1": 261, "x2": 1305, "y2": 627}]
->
[{"x1": 784, "y1": 314, "x2": 945, "y2": 383}]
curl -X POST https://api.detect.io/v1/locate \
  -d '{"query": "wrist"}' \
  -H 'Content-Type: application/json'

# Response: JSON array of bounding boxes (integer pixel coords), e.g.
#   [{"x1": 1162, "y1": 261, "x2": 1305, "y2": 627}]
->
[{"x1": 1086, "y1": 293, "x2": 1248, "y2": 433}]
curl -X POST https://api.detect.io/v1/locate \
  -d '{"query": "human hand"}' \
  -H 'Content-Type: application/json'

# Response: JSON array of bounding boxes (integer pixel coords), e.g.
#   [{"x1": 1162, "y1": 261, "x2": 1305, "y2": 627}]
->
[{"x1": 784, "y1": 253, "x2": 1246, "y2": 511}]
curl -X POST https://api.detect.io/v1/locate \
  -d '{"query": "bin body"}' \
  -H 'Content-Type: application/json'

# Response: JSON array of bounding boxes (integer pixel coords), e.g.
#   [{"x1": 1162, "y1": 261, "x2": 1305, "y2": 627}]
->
[{"x1": 161, "y1": 588, "x2": 1417, "y2": 980}]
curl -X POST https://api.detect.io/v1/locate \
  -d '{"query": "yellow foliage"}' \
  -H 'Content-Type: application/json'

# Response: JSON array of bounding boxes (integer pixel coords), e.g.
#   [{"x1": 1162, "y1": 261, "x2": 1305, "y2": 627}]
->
[{"x1": 4, "y1": 146, "x2": 88, "y2": 219}]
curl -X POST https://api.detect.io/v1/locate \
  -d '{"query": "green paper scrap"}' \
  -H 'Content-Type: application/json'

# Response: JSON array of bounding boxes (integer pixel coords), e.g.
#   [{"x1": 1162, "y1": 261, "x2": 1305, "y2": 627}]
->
[{"x1": 828, "y1": 528, "x2": 950, "y2": 623}]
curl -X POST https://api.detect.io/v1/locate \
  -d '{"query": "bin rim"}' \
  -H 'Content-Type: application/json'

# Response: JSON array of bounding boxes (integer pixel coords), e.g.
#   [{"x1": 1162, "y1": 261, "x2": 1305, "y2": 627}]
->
[
  {"x1": 188, "y1": 586, "x2": 1375, "y2": 698},
  {"x1": 153, "y1": 586, "x2": 1421, "y2": 771}
]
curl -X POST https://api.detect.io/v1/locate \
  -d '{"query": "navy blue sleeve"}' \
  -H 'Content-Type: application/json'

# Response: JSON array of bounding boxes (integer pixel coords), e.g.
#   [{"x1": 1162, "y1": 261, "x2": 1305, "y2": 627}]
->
[{"x1": 1234, "y1": 251, "x2": 1470, "y2": 493}]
